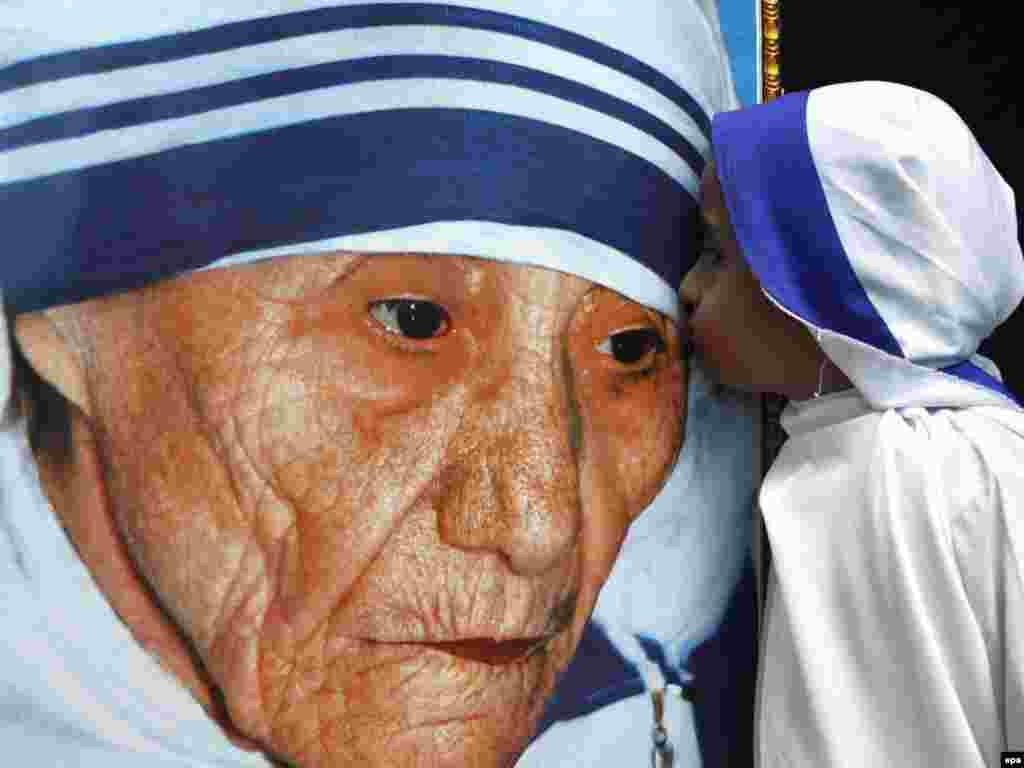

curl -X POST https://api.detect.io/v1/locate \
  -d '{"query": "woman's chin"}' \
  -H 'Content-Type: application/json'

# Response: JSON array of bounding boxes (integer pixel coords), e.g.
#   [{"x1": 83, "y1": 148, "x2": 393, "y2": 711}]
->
[{"x1": 229, "y1": 635, "x2": 567, "y2": 768}]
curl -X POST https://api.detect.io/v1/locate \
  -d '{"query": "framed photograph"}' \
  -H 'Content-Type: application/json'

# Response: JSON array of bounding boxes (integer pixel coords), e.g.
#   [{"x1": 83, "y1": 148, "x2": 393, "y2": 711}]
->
[{"x1": 0, "y1": 2, "x2": 786, "y2": 766}]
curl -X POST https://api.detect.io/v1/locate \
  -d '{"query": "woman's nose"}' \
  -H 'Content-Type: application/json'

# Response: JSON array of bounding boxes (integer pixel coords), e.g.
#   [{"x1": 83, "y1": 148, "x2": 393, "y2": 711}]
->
[{"x1": 435, "y1": 356, "x2": 580, "y2": 576}]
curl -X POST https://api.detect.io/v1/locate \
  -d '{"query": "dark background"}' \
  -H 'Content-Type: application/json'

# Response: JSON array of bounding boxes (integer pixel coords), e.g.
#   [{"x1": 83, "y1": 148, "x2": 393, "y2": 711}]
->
[{"x1": 781, "y1": 3, "x2": 1022, "y2": 396}]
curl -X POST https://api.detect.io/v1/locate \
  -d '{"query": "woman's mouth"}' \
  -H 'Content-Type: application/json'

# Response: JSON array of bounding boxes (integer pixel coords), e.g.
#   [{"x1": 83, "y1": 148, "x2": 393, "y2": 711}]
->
[{"x1": 418, "y1": 636, "x2": 552, "y2": 665}]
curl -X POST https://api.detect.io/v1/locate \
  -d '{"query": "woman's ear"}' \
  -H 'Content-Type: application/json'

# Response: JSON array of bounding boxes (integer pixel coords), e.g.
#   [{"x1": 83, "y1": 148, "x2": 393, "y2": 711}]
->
[{"x1": 14, "y1": 310, "x2": 93, "y2": 418}]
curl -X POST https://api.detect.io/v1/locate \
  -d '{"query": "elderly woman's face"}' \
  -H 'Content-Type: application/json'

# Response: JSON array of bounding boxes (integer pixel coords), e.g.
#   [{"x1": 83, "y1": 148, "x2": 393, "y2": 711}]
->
[{"x1": 80, "y1": 253, "x2": 684, "y2": 767}]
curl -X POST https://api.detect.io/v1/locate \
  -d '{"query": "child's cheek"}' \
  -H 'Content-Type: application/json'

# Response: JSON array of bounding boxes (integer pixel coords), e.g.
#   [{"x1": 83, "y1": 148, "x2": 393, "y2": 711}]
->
[{"x1": 689, "y1": 305, "x2": 744, "y2": 387}]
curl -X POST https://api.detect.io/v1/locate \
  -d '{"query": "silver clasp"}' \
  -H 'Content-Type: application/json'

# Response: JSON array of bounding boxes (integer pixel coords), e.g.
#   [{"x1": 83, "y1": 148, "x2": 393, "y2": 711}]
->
[{"x1": 649, "y1": 687, "x2": 676, "y2": 768}]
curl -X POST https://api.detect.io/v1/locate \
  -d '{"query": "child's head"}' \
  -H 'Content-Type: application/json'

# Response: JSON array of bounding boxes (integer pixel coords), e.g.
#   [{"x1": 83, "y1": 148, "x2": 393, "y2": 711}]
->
[
  {"x1": 683, "y1": 81, "x2": 1024, "y2": 409},
  {"x1": 681, "y1": 163, "x2": 837, "y2": 400}
]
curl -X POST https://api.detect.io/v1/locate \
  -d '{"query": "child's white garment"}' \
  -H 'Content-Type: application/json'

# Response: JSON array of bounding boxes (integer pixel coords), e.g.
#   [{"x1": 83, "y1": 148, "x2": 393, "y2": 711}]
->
[
  {"x1": 710, "y1": 81, "x2": 1024, "y2": 766},
  {"x1": 759, "y1": 390, "x2": 1024, "y2": 766}
]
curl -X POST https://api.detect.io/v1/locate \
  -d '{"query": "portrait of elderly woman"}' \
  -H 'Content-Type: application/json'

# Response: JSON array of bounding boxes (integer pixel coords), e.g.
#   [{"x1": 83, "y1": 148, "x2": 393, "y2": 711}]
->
[{"x1": 0, "y1": 1, "x2": 744, "y2": 767}]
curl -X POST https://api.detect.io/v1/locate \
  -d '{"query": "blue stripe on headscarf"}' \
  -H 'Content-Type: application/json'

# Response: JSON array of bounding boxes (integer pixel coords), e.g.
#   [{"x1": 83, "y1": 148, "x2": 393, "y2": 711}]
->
[
  {"x1": 712, "y1": 91, "x2": 1019, "y2": 404},
  {"x1": 1, "y1": 108, "x2": 696, "y2": 314},
  {"x1": 0, "y1": 3, "x2": 711, "y2": 138},
  {"x1": 0, "y1": 55, "x2": 705, "y2": 180},
  {"x1": 711, "y1": 90, "x2": 905, "y2": 358},
  {"x1": 941, "y1": 360, "x2": 1021, "y2": 406}
]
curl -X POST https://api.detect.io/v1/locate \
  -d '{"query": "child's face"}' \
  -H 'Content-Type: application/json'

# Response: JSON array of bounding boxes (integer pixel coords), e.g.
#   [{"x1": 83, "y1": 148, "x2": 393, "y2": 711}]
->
[{"x1": 681, "y1": 164, "x2": 825, "y2": 399}]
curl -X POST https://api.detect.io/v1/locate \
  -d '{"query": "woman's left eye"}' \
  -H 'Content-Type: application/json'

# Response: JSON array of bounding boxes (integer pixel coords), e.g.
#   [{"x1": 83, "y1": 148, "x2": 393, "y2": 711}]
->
[
  {"x1": 596, "y1": 328, "x2": 666, "y2": 365},
  {"x1": 369, "y1": 299, "x2": 450, "y2": 339}
]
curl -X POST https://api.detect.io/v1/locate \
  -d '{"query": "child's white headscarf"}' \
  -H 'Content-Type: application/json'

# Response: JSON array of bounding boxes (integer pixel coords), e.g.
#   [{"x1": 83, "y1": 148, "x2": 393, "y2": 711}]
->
[
  {"x1": 1, "y1": 0, "x2": 737, "y2": 320},
  {"x1": 712, "y1": 81, "x2": 1024, "y2": 409}
]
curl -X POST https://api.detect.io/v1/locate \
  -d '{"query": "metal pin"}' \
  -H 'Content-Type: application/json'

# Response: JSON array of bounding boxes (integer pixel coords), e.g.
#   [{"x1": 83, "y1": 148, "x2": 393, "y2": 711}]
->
[
  {"x1": 649, "y1": 687, "x2": 675, "y2": 768},
  {"x1": 651, "y1": 727, "x2": 675, "y2": 768}
]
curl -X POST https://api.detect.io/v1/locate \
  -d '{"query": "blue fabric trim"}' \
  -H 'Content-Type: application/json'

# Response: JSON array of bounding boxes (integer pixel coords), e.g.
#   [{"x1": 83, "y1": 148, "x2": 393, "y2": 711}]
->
[
  {"x1": 532, "y1": 563, "x2": 758, "y2": 766},
  {"x1": 1, "y1": 108, "x2": 696, "y2": 314},
  {"x1": 686, "y1": 561, "x2": 757, "y2": 768},
  {"x1": 0, "y1": 3, "x2": 710, "y2": 138},
  {"x1": 532, "y1": 621, "x2": 647, "y2": 736},
  {"x1": 710, "y1": 91, "x2": 904, "y2": 358},
  {"x1": 941, "y1": 360, "x2": 1021, "y2": 406},
  {"x1": 534, "y1": 622, "x2": 642, "y2": 732},
  {"x1": 0, "y1": 54, "x2": 705, "y2": 181}
]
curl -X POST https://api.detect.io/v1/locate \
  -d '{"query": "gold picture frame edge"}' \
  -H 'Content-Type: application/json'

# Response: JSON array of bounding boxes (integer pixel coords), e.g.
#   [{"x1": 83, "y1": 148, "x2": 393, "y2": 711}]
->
[
  {"x1": 761, "y1": 0, "x2": 783, "y2": 102},
  {"x1": 757, "y1": 0, "x2": 785, "y2": 621},
  {"x1": 759, "y1": 0, "x2": 787, "y2": 474}
]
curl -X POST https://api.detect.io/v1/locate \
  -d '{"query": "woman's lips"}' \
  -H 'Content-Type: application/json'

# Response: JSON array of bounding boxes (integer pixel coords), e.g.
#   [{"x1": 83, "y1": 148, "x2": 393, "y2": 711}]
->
[
  {"x1": 419, "y1": 636, "x2": 551, "y2": 665},
  {"x1": 364, "y1": 635, "x2": 553, "y2": 667},
  {"x1": 358, "y1": 593, "x2": 574, "y2": 667}
]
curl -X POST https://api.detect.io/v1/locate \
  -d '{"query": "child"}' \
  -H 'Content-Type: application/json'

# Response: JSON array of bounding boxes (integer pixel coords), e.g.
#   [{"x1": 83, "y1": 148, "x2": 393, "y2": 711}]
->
[{"x1": 681, "y1": 81, "x2": 1024, "y2": 766}]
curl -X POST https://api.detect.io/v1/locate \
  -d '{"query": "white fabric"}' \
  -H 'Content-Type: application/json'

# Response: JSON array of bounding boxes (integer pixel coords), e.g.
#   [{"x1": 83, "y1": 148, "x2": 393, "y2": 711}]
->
[
  {"x1": 757, "y1": 389, "x2": 1024, "y2": 767},
  {"x1": 807, "y1": 83, "x2": 1024, "y2": 370},
  {"x1": 800, "y1": 82, "x2": 1024, "y2": 407},
  {"x1": 0, "y1": 24, "x2": 707, "y2": 140},
  {"x1": 202, "y1": 220, "x2": 682, "y2": 323},
  {"x1": 2, "y1": 76, "x2": 696, "y2": 190},
  {"x1": 0, "y1": 0, "x2": 736, "y2": 120},
  {"x1": 770, "y1": 294, "x2": 1016, "y2": 412},
  {"x1": 746, "y1": 82, "x2": 1024, "y2": 766}
]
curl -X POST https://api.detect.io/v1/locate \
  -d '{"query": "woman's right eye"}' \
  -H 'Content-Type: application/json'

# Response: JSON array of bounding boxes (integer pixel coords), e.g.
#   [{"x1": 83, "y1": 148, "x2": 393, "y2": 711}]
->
[
  {"x1": 369, "y1": 299, "x2": 450, "y2": 339},
  {"x1": 595, "y1": 327, "x2": 666, "y2": 367}
]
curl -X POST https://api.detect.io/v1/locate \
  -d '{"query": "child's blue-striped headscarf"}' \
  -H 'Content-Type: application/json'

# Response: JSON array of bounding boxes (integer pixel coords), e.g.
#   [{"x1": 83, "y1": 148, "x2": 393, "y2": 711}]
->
[
  {"x1": 1, "y1": 0, "x2": 738, "y2": 319},
  {"x1": 712, "y1": 81, "x2": 1024, "y2": 408}
]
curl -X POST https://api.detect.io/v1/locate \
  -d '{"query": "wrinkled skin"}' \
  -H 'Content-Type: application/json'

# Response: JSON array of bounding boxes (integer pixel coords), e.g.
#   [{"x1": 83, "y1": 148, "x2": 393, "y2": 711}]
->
[{"x1": 25, "y1": 253, "x2": 684, "y2": 767}]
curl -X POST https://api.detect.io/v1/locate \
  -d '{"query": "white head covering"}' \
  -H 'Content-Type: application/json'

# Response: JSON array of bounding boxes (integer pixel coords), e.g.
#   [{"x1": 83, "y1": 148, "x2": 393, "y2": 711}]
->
[
  {"x1": 1, "y1": 0, "x2": 738, "y2": 320},
  {"x1": 711, "y1": 81, "x2": 1024, "y2": 409}
]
